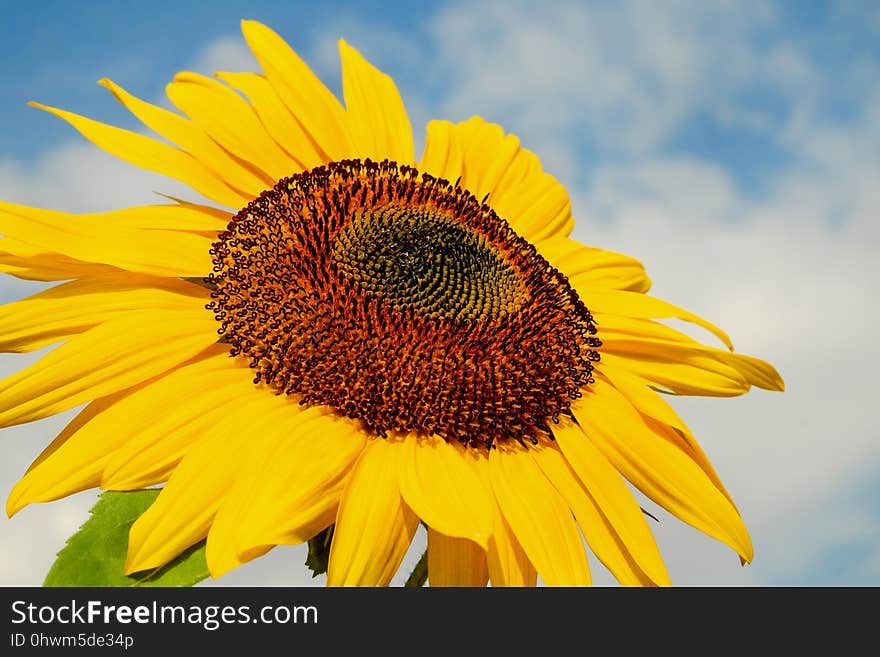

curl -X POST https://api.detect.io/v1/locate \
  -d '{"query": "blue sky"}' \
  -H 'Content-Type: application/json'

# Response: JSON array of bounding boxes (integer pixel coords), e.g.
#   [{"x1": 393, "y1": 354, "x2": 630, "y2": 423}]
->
[
  {"x1": 0, "y1": 0, "x2": 878, "y2": 586},
  {"x1": 3, "y1": 0, "x2": 876, "y2": 192}
]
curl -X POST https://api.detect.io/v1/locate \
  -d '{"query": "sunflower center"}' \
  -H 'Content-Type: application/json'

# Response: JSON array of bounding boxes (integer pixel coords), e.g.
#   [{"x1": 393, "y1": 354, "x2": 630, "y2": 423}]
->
[
  {"x1": 333, "y1": 206, "x2": 527, "y2": 322},
  {"x1": 207, "y1": 159, "x2": 600, "y2": 446}
]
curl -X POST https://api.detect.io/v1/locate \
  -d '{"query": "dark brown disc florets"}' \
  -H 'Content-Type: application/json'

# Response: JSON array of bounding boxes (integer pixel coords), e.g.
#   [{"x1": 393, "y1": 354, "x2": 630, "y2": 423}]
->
[{"x1": 207, "y1": 159, "x2": 600, "y2": 447}]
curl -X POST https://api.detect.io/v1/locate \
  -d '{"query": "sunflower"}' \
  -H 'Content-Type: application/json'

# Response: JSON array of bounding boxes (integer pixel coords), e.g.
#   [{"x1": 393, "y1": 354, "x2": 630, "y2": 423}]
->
[{"x1": 2, "y1": 20, "x2": 782, "y2": 587}]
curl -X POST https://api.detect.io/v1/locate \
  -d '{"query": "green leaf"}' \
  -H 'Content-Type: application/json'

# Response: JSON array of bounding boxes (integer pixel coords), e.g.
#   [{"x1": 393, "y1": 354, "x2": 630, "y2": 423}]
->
[
  {"x1": 44, "y1": 490, "x2": 209, "y2": 587},
  {"x1": 304, "y1": 525, "x2": 334, "y2": 578}
]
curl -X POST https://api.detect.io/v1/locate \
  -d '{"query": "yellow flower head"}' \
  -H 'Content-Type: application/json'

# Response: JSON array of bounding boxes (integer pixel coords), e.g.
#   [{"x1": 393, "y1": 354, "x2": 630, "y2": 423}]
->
[{"x1": 1, "y1": 20, "x2": 783, "y2": 586}]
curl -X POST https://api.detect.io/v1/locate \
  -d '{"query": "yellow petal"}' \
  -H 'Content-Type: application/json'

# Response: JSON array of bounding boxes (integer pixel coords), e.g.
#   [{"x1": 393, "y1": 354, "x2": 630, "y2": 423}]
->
[
  {"x1": 486, "y1": 510, "x2": 537, "y2": 587},
  {"x1": 489, "y1": 443, "x2": 591, "y2": 586},
  {"x1": 0, "y1": 307, "x2": 216, "y2": 429},
  {"x1": 572, "y1": 379, "x2": 754, "y2": 562},
  {"x1": 725, "y1": 352, "x2": 785, "y2": 392},
  {"x1": 98, "y1": 78, "x2": 269, "y2": 197},
  {"x1": 397, "y1": 433, "x2": 493, "y2": 549},
  {"x1": 0, "y1": 200, "x2": 215, "y2": 278},
  {"x1": 215, "y1": 71, "x2": 322, "y2": 170},
  {"x1": 454, "y1": 118, "x2": 515, "y2": 200},
  {"x1": 166, "y1": 72, "x2": 296, "y2": 182},
  {"x1": 206, "y1": 408, "x2": 357, "y2": 576},
  {"x1": 6, "y1": 387, "x2": 138, "y2": 516},
  {"x1": 599, "y1": 315, "x2": 783, "y2": 393},
  {"x1": 106, "y1": 203, "x2": 229, "y2": 233},
  {"x1": 537, "y1": 430, "x2": 669, "y2": 586},
  {"x1": 602, "y1": 339, "x2": 747, "y2": 375},
  {"x1": 124, "y1": 383, "x2": 302, "y2": 574},
  {"x1": 427, "y1": 529, "x2": 489, "y2": 587},
  {"x1": 6, "y1": 345, "x2": 232, "y2": 516},
  {"x1": 326, "y1": 438, "x2": 418, "y2": 586},
  {"x1": 418, "y1": 120, "x2": 464, "y2": 184},
  {"x1": 601, "y1": 360, "x2": 693, "y2": 435},
  {"x1": 450, "y1": 117, "x2": 574, "y2": 242},
  {"x1": 30, "y1": 102, "x2": 247, "y2": 209},
  {"x1": 0, "y1": 248, "x2": 117, "y2": 282},
  {"x1": 539, "y1": 236, "x2": 652, "y2": 293},
  {"x1": 241, "y1": 20, "x2": 353, "y2": 161},
  {"x1": 600, "y1": 367, "x2": 737, "y2": 508},
  {"x1": 531, "y1": 444, "x2": 658, "y2": 586},
  {"x1": 339, "y1": 39, "x2": 414, "y2": 165},
  {"x1": 208, "y1": 410, "x2": 366, "y2": 576},
  {"x1": 98, "y1": 350, "x2": 266, "y2": 490},
  {"x1": 492, "y1": 157, "x2": 574, "y2": 242},
  {"x1": 459, "y1": 442, "x2": 537, "y2": 587},
  {"x1": 600, "y1": 352, "x2": 749, "y2": 397},
  {"x1": 579, "y1": 287, "x2": 733, "y2": 350},
  {"x1": 0, "y1": 274, "x2": 207, "y2": 353}
]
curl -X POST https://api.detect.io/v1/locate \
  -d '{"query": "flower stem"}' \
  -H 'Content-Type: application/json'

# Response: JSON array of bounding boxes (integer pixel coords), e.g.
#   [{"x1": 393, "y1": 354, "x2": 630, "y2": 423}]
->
[{"x1": 404, "y1": 549, "x2": 428, "y2": 587}]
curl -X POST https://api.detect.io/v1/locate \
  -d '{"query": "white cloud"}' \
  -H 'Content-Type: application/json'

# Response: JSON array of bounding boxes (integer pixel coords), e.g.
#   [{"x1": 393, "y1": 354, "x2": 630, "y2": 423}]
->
[
  {"x1": 426, "y1": 0, "x2": 793, "y2": 168},
  {"x1": 187, "y1": 36, "x2": 258, "y2": 77},
  {"x1": 587, "y1": 157, "x2": 740, "y2": 225},
  {"x1": 765, "y1": 42, "x2": 813, "y2": 88},
  {"x1": 567, "y1": 142, "x2": 880, "y2": 582},
  {"x1": 0, "y1": 143, "x2": 193, "y2": 214},
  {"x1": 0, "y1": 341, "x2": 95, "y2": 585}
]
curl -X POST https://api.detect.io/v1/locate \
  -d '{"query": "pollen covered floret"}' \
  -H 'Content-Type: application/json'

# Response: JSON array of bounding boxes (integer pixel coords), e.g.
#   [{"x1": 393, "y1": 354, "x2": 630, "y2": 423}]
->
[{"x1": 207, "y1": 159, "x2": 601, "y2": 446}]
